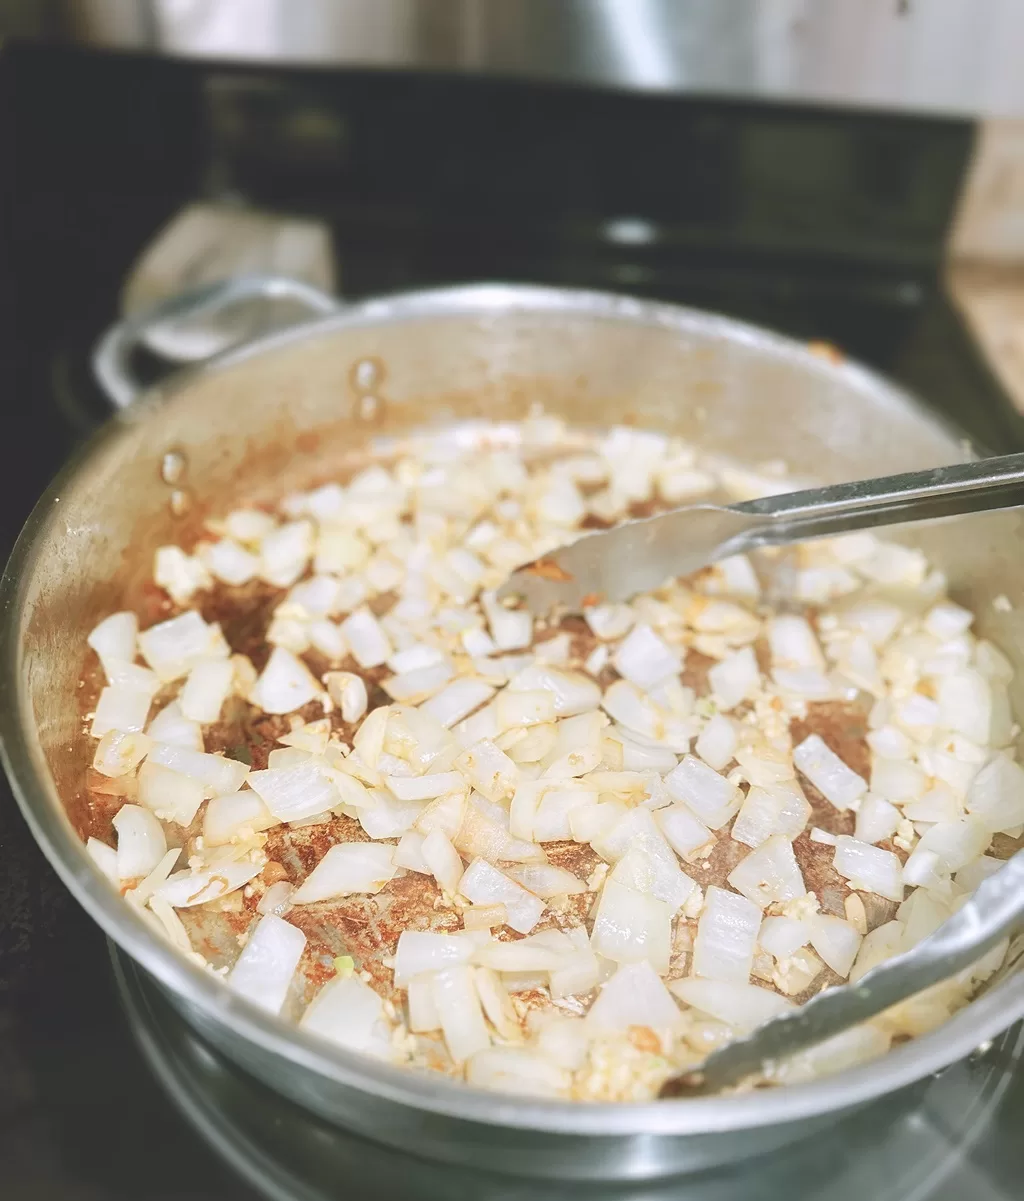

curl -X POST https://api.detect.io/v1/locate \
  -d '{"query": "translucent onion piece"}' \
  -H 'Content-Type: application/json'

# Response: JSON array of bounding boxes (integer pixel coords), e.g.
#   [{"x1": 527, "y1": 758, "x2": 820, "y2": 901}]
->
[
  {"x1": 431, "y1": 964, "x2": 491, "y2": 1064},
  {"x1": 393, "y1": 930, "x2": 480, "y2": 985},
  {"x1": 458, "y1": 858, "x2": 545, "y2": 934},
  {"x1": 730, "y1": 784, "x2": 811, "y2": 849},
  {"x1": 708, "y1": 647, "x2": 760, "y2": 712},
  {"x1": 466, "y1": 1047, "x2": 569, "y2": 1098},
  {"x1": 832, "y1": 836, "x2": 904, "y2": 902},
  {"x1": 695, "y1": 714, "x2": 738, "y2": 771},
  {"x1": 966, "y1": 753, "x2": 1024, "y2": 834},
  {"x1": 91, "y1": 684, "x2": 155, "y2": 738},
  {"x1": 792, "y1": 734, "x2": 867, "y2": 810},
  {"x1": 247, "y1": 760, "x2": 339, "y2": 822},
  {"x1": 138, "y1": 610, "x2": 228, "y2": 682},
  {"x1": 156, "y1": 860, "x2": 263, "y2": 908},
  {"x1": 727, "y1": 835, "x2": 806, "y2": 908},
  {"x1": 807, "y1": 913, "x2": 862, "y2": 977},
  {"x1": 92, "y1": 730, "x2": 151, "y2": 778},
  {"x1": 112, "y1": 804, "x2": 166, "y2": 880},
  {"x1": 664, "y1": 756, "x2": 741, "y2": 829},
  {"x1": 693, "y1": 886, "x2": 761, "y2": 983},
  {"x1": 86, "y1": 836, "x2": 119, "y2": 884},
  {"x1": 252, "y1": 647, "x2": 323, "y2": 715},
  {"x1": 585, "y1": 960, "x2": 681, "y2": 1032},
  {"x1": 147, "y1": 701, "x2": 203, "y2": 751},
  {"x1": 613, "y1": 623, "x2": 682, "y2": 691},
  {"x1": 421, "y1": 679, "x2": 496, "y2": 728},
  {"x1": 670, "y1": 977, "x2": 794, "y2": 1030},
  {"x1": 180, "y1": 658, "x2": 234, "y2": 724},
  {"x1": 454, "y1": 739, "x2": 520, "y2": 803},
  {"x1": 88, "y1": 611, "x2": 138, "y2": 673},
  {"x1": 137, "y1": 760, "x2": 207, "y2": 827},
  {"x1": 203, "y1": 790, "x2": 279, "y2": 846},
  {"x1": 228, "y1": 914, "x2": 306, "y2": 1015},
  {"x1": 300, "y1": 975, "x2": 394, "y2": 1058},
  {"x1": 590, "y1": 879, "x2": 673, "y2": 972},
  {"x1": 293, "y1": 843, "x2": 398, "y2": 903}
]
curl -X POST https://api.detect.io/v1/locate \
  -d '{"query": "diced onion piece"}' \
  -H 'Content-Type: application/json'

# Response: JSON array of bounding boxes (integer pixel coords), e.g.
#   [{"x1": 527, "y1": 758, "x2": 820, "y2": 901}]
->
[
  {"x1": 421, "y1": 679, "x2": 495, "y2": 728},
  {"x1": 204, "y1": 790, "x2": 278, "y2": 845},
  {"x1": 137, "y1": 760, "x2": 207, "y2": 826},
  {"x1": 693, "y1": 885, "x2": 761, "y2": 983},
  {"x1": 727, "y1": 835, "x2": 806, "y2": 907},
  {"x1": 656, "y1": 804, "x2": 715, "y2": 861},
  {"x1": 147, "y1": 701, "x2": 203, "y2": 750},
  {"x1": 247, "y1": 760, "x2": 338, "y2": 821},
  {"x1": 507, "y1": 666, "x2": 601, "y2": 717},
  {"x1": 549, "y1": 928, "x2": 601, "y2": 999},
  {"x1": 914, "y1": 817, "x2": 990, "y2": 873},
  {"x1": 495, "y1": 689, "x2": 556, "y2": 730},
  {"x1": 407, "y1": 973, "x2": 441, "y2": 1032},
  {"x1": 300, "y1": 974, "x2": 394, "y2": 1058},
  {"x1": 91, "y1": 684, "x2": 154, "y2": 738},
  {"x1": 259, "y1": 520, "x2": 314, "y2": 588},
  {"x1": 585, "y1": 960, "x2": 681, "y2": 1031},
  {"x1": 670, "y1": 977, "x2": 793, "y2": 1030},
  {"x1": 613, "y1": 623, "x2": 682, "y2": 691},
  {"x1": 148, "y1": 742, "x2": 249, "y2": 797},
  {"x1": 758, "y1": 915, "x2": 810, "y2": 960},
  {"x1": 609, "y1": 845, "x2": 696, "y2": 912},
  {"x1": 386, "y1": 771, "x2": 464, "y2": 801},
  {"x1": 466, "y1": 1047, "x2": 569, "y2": 1098},
  {"x1": 533, "y1": 788, "x2": 595, "y2": 841},
  {"x1": 966, "y1": 753, "x2": 1024, "y2": 834},
  {"x1": 833, "y1": 835, "x2": 904, "y2": 902},
  {"x1": 394, "y1": 930, "x2": 479, "y2": 985},
  {"x1": 807, "y1": 913, "x2": 862, "y2": 977},
  {"x1": 138, "y1": 610, "x2": 227, "y2": 682},
  {"x1": 92, "y1": 729, "x2": 151, "y2": 777},
  {"x1": 590, "y1": 879, "x2": 673, "y2": 972},
  {"x1": 937, "y1": 670, "x2": 992, "y2": 745},
  {"x1": 503, "y1": 862, "x2": 586, "y2": 898},
  {"x1": 431, "y1": 964, "x2": 491, "y2": 1064},
  {"x1": 850, "y1": 920, "x2": 903, "y2": 983},
  {"x1": 793, "y1": 734, "x2": 866, "y2": 810},
  {"x1": 340, "y1": 607, "x2": 392, "y2": 669},
  {"x1": 154, "y1": 545, "x2": 212, "y2": 604},
  {"x1": 695, "y1": 714, "x2": 737, "y2": 771},
  {"x1": 393, "y1": 830, "x2": 430, "y2": 873},
  {"x1": 251, "y1": 647, "x2": 322, "y2": 715},
  {"x1": 664, "y1": 755, "x2": 740, "y2": 829},
  {"x1": 421, "y1": 829, "x2": 464, "y2": 894},
  {"x1": 708, "y1": 647, "x2": 760, "y2": 711},
  {"x1": 87, "y1": 836, "x2": 119, "y2": 884},
  {"x1": 454, "y1": 739, "x2": 519, "y2": 803},
  {"x1": 324, "y1": 672, "x2": 368, "y2": 724},
  {"x1": 179, "y1": 658, "x2": 234, "y2": 724},
  {"x1": 473, "y1": 929, "x2": 574, "y2": 972},
  {"x1": 201, "y1": 538, "x2": 260, "y2": 585},
  {"x1": 584, "y1": 603, "x2": 635, "y2": 641},
  {"x1": 473, "y1": 965, "x2": 520, "y2": 1040},
  {"x1": 481, "y1": 592, "x2": 534, "y2": 651},
  {"x1": 228, "y1": 914, "x2": 306, "y2": 1015},
  {"x1": 88, "y1": 611, "x2": 138, "y2": 673},
  {"x1": 768, "y1": 615, "x2": 825, "y2": 670},
  {"x1": 855, "y1": 794, "x2": 901, "y2": 845},
  {"x1": 453, "y1": 791, "x2": 542, "y2": 862},
  {"x1": 871, "y1": 757, "x2": 927, "y2": 803},
  {"x1": 463, "y1": 903, "x2": 508, "y2": 931},
  {"x1": 155, "y1": 860, "x2": 263, "y2": 907},
  {"x1": 458, "y1": 858, "x2": 545, "y2": 934},
  {"x1": 383, "y1": 662, "x2": 455, "y2": 703},
  {"x1": 415, "y1": 790, "x2": 469, "y2": 843},
  {"x1": 293, "y1": 843, "x2": 398, "y2": 903},
  {"x1": 112, "y1": 804, "x2": 166, "y2": 880},
  {"x1": 730, "y1": 783, "x2": 811, "y2": 849},
  {"x1": 570, "y1": 799, "x2": 627, "y2": 844}
]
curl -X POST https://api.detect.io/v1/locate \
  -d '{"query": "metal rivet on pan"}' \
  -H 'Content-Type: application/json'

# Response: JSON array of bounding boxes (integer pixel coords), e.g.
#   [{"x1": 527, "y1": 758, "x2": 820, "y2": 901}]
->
[
  {"x1": 169, "y1": 488, "x2": 191, "y2": 516},
  {"x1": 160, "y1": 449, "x2": 188, "y2": 485}
]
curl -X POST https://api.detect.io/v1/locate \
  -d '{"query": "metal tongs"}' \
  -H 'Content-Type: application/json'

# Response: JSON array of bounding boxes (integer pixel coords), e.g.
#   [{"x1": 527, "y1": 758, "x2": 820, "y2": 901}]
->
[
  {"x1": 498, "y1": 452, "x2": 1024, "y2": 614},
  {"x1": 659, "y1": 848, "x2": 1024, "y2": 1097}
]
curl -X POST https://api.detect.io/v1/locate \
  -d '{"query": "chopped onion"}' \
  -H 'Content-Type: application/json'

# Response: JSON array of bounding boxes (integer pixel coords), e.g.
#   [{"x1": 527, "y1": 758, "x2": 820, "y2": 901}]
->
[
  {"x1": 965, "y1": 753, "x2": 1024, "y2": 834},
  {"x1": 293, "y1": 842, "x2": 398, "y2": 903},
  {"x1": 179, "y1": 658, "x2": 234, "y2": 724},
  {"x1": 768, "y1": 615, "x2": 825, "y2": 671},
  {"x1": 585, "y1": 960, "x2": 681, "y2": 1031},
  {"x1": 731, "y1": 784, "x2": 811, "y2": 849},
  {"x1": 613, "y1": 623, "x2": 682, "y2": 691},
  {"x1": 692, "y1": 886, "x2": 761, "y2": 983},
  {"x1": 92, "y1": 729, "x2": 151, "y2": 778},
  {"x1": 937, "y1": 670, "x2": 992, "y2": 745},
  {"x1": 508, "y1": 665, "x2": 601, "y2": 717},
  {"x1": 807, "y1": 913, "x2": 862, "y2": 977},
  {"x1": 407, "y1": 972, "x2": 441, "y2": 1032},
  {"x1": 495, "y1": 689, "x2": 556, "y2": 730},
  {"x1": 549, "y1": 928, "x2": 601, "y2": 998},
  {"x1": 301, "y1": 974, "x2": 393, "y2": 1058},
  {"x1": 502, "y1": 862, "x2": 585, "y2": 900},
  {"x1": 228, "y1": 914, "x2": 306, "y2": 1015},
  {"x1": 832, "y1": 835, "x2": 904, "y2": 902},
  {"x1": 137, "y1": 760, "x2": 206, "y2": 827},
  {"x1": 383, "y1": 662, "x2": 454, "y2": 703},
  {"x1": 251, "y1": 647, "x2": 322, "y2": 715},
  {"x1": 393, "y1": 930, "x2": 480, "y2": 985},
  {"x1": 259, "y1": 520, "x2": 314, "y2": 588},
  {"x1": 793, "y1": 734, "x2": 866, "y2": 810},
  {"x1": 671, "y1": 977, "x2": 793, "y2": 1029},
  {"x1": 421, "y1": 829, "x2": 464, "y2": 894},
  {"x1": 432, "y1": 964, "x2": 492, "y2": 1064},
  {"x1": 201, "y1": 538, "x2": 260, "y2": 585},
  {"x1": 466, "y1": 1047, "x2": 569, "y2": 1097},
  {"x1": 458, "y1": 858, "x2": 545, "y2": 934},
  {"x1": 609, "y1": 844, "x2": 696, "y2": 911},
  {"x1": 91, "y1": 684, "x2": 155, "y2": 738},
  {"x1": 112, "y1": 804, "x2": 166, "y2": 880},
  {"x1": 590, "y1": 879, "x2": 673, "y2": 972},
  {"x1": 480, "y1": 591, "x2": 534, "y2": 651},
  {"x1": 386, "y1": 771, "x2": 464, "y2": 802},
  {"x1": 708, "y1": 647, "x2": 760, "y2": 712},
  {"x1": 339, "y1": 607, "x2": 392, "y2": 669},
  {"x1": 664, "y1": 756, "x2": 740, "y2": 829},
  {"x1": 86, "y1": 836, "x2": 119, "y2": 884},
  {"x1": 758, "y1": 915, "x2": 810, "y2": 960},
  {"x1": 584, "y1": 603, "x2": 635, "y2": 641},
  {"x1": 421, "y1": 679, "x2": 495, "y2": 728},
  {"x1": 156, "y1": 860, "x2": 263, "y2": 907},
  {"x1": 695, "y1": 714, "x2": 737, "y2": 771},
  {"x1": 138, "y1": 610, "x2": 228, "y2": 682},
  {"x1": 727, "y1": 835, "x2": 806, "y2": 907},
  {"x1": 533, "y1": 788, "x2": 595, "y2": 841},
  {"x1": 849, "y1": 920, "x2": 903, "y2": 983},
  {"x1": 147, "y1": 701, "x2": 203, "y2": 751},
  {"x1": 324, "y1": 672, "x2": 368, "y2": 724},
  {"x1": 656, "y1": 804, "x2": 715, "y2": 862},
  {"x1": 204, "y1": 789, "x2": 278, "y2": 845},
  {"x1": 854, "y1": 793, "x2": 901, "y2": 845},
  {"x1": 247, "y1": 759, "x2": 338, "y2": 822},
  {"x1": 454, "y1": 739, "x2": 519, "y2": 803},
  {"x1": 257, "y1": 880, "x2": 294, "y2": 916},
  {"x1": 88, "y1": 611, "x2": 138, "y2": 673},
  {"x1": 415, "y1": 789, "x2": 468, "y2": 842}
]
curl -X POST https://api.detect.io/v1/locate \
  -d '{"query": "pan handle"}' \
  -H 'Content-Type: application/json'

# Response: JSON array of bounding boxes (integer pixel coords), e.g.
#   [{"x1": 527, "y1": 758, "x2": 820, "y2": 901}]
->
[{"x1": 92, "y1": 275, "x2": 339, "y2": 410}]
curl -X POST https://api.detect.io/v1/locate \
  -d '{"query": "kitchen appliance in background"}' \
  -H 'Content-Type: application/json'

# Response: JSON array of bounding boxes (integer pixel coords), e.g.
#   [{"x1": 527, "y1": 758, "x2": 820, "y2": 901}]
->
[{"x1": 1, "y1": 27, "x2": 1023, "y2": 1201}]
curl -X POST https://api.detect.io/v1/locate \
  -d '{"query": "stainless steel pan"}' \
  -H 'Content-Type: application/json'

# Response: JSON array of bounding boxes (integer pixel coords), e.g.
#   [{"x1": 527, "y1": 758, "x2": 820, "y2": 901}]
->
[{"x1": 3, "y1": 279, "x2": 1024, "y2": 1181}]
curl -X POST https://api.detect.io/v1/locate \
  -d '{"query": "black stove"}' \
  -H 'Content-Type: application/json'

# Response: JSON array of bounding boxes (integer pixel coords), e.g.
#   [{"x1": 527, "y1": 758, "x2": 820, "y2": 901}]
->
[{"x1": 1, "y1": 42, "x2": 1023, "y2": 1201}]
